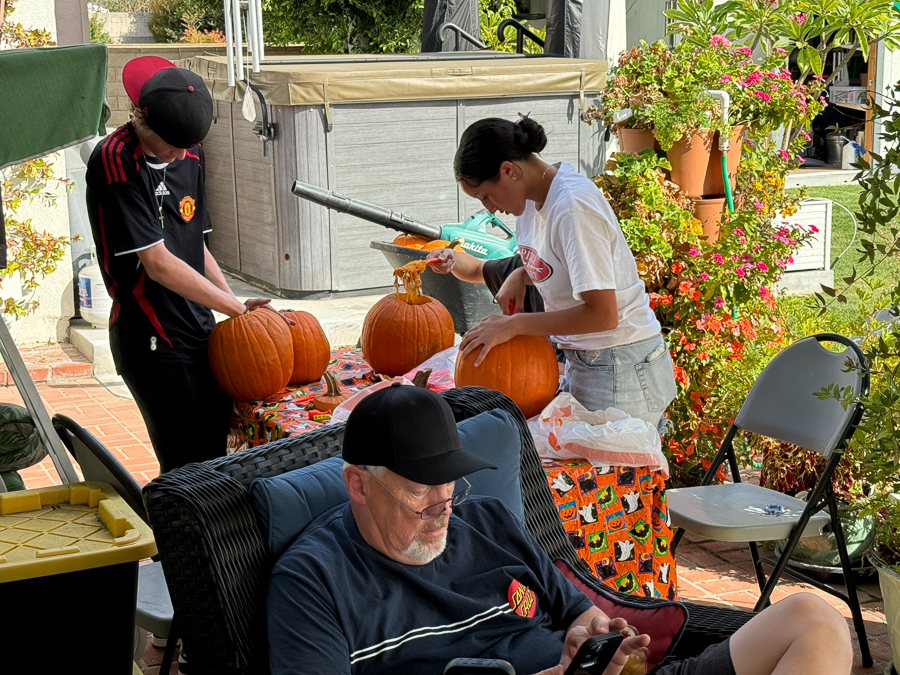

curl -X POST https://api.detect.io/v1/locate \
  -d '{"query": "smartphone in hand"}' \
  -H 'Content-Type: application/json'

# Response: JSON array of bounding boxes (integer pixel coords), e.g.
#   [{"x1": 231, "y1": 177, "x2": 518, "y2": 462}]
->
[{"x1": 563, "y1": 631, "x2": 624, "y2": 675}]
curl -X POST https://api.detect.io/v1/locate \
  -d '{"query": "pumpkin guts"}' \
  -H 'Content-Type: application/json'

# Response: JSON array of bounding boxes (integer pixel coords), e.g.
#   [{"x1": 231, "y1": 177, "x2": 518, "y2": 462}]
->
[{"x1": 393, "y1": 260, "x2": 429, "y2": 302}]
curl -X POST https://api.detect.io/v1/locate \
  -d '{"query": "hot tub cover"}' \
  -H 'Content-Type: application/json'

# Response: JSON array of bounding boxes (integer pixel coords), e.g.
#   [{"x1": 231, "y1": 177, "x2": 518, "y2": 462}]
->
[{"x1": 180, "y1": 53, "x2": 606, "y2": 110}]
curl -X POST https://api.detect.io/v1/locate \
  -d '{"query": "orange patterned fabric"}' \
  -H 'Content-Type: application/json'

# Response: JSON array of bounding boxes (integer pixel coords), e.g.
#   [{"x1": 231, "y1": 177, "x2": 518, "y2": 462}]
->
[{"x1": 542, "y1": 458, "x2": 678, "y2": 600}]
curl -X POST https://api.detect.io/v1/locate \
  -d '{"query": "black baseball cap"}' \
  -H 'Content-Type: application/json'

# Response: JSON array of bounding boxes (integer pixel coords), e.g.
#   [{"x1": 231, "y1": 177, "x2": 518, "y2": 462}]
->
[
  {"x1": 342, "y1": 383, "x2": 496, "y2": 485},
  {"x1": 123, "y1": 56, "x2": 213, "y2": 149}
]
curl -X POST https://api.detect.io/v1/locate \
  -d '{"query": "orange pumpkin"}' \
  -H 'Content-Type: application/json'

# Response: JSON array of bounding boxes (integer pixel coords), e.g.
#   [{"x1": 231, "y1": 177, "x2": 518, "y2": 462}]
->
[
  {"x1": 313, "y1": 372, "x2": 352, "y2": 412},
  {"x1": 282, "y1": 310, "x2": 330, "y2": 385},
  {"x1": 392, "y1": 233, "x2": 430, "y2": 249},
  {"x1": 361, "y1": 261, "x2": 455, "y2": 376},
  {"x1": 421, "y1": 237, "x2": 465, "y2": 252},
  {"x1": 421, "y1": 239, "x2": 450, "y2": 251},
  {"x1": 455, "y1": 334, "x2": 559, "y2": 418},
  {"x1": 209, "y1": 310, "x2": 293, "y2": 401}
]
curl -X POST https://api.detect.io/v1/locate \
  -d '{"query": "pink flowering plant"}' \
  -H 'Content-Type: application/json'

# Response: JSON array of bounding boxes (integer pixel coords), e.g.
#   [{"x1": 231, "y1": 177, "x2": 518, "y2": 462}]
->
[
  {"x1": 594, "y1": 148, "x2": 816, "y2": 486},
  {"x1": 666, "y1": 0, "x2": 900, "y2": 149},
  {"x1": 585, "y1": 33, "x2": 822, "y2": 152}
]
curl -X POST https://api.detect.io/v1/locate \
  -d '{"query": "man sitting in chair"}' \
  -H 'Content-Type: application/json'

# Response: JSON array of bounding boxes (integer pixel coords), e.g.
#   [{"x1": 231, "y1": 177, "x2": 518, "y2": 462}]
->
[{"x1": 267, "y1": 383, "x2": 852, "y2": 675}]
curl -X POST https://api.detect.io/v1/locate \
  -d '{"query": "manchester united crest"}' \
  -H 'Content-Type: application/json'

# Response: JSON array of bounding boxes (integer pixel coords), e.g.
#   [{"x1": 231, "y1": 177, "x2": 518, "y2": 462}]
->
[{"x1": 179, "y1": 195, "x2": 196, "y2": 222}]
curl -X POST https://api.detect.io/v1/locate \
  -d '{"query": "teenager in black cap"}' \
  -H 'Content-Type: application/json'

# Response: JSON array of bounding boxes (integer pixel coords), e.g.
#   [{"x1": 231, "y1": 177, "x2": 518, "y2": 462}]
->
[
  {"x1": 84, "y1": 56, "x2": 272, "y2": 473},
  {"x1": 267, "y1": 383, "x2": 853, "y2": 675}
]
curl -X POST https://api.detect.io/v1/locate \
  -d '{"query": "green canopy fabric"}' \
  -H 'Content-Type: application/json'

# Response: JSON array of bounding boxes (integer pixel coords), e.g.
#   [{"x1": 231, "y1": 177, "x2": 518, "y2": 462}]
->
[{"x1": 0, "y1": 43, "x2": 108, "y2": 171}]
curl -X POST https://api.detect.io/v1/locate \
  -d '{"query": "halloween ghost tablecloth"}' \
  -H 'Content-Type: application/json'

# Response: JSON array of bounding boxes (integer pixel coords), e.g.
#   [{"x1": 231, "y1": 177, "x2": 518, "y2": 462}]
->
[
  {"x1": 542, "y1": 457, "x2": 678, "y2": 599},
  {"x1": 230, "y1": 348, "x2": 380, "y2": 447}
]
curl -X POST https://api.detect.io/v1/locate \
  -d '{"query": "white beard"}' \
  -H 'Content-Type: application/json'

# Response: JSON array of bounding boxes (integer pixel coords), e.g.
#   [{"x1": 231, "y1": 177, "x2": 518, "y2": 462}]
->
[{"x1": 401, "y1": 517, "x2": 449, "y2": 563}]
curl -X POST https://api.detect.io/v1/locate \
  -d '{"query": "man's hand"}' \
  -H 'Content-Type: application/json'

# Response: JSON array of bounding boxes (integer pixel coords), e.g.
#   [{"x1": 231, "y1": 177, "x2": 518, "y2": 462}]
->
[
  {"x1": 242, "y1": 298, "x2": 296, "y2": 325},
  {"x1": 425, "y1": 249, "x2": 455, "y2": 274},
  {"x1": 558, "y1": 616, "x2": 651, "y2": 675}
]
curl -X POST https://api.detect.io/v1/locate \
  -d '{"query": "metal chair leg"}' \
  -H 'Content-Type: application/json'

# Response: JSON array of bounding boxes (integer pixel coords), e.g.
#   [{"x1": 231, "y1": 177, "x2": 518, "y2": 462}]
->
[
  {"x1": 671, "y1": 527, "x2": 685, "y2": 554},
  {"x1": 159, "y1": 614, "x2": 179, "y2": 675},
  {"x1": 747, "y1": 541, "x2": 769, "y2": 600},
  {"x1": 828, "y1": 493, "x2": 872, "y2": 668}
]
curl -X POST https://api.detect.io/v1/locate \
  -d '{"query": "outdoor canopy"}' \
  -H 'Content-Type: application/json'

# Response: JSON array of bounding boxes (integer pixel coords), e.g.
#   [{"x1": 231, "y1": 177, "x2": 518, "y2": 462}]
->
[
  {"x1": 0, "y1": 43, "x2": 108, "y2": 269},
  {"x1": 0, "y1": 43, "x2": 108, "y2": 171}
]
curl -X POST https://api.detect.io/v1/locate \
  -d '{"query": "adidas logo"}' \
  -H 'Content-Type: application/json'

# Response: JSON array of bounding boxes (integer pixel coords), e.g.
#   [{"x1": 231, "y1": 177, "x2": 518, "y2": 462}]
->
[{"x1": 154, "y1": 182, "x2": 170, "y2": 196}]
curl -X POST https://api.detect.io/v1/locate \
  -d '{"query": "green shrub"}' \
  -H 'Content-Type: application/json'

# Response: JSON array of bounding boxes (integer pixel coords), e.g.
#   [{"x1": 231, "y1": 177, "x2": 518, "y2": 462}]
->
[
  {"x1": 88, "y1": 14, "x2": 110, "y2": 43},
  {"x1": 262, "y1": 0, "x2": 424, "y2": 53},
  {"x1": 149, "y1": 0, "x2": 224, "y2": 43}
]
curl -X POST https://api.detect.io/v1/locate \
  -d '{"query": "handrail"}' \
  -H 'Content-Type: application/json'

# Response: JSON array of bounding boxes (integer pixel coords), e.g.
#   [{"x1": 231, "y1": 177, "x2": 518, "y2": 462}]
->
[
  {"x1": 437, "y1": 22, "x2": 488, "y2": 50},
  {"x1": 497, "y1": 18, "x2": 545, "y2": 54}
]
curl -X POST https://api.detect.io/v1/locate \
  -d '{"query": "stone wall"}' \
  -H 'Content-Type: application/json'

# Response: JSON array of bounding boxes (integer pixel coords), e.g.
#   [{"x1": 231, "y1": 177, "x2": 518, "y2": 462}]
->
[
  {"x1": 105, "y1": 44, "x2": 304, "y2": 126},
  {"x1": 90, "y1": 11, "x2": 154, "y2": 44}
]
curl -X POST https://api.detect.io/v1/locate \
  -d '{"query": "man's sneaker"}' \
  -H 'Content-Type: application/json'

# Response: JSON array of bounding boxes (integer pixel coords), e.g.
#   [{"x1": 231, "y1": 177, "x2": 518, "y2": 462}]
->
[
  {"x1": 150, "y1": 634, "x2": 182, "y2": 649},
  {"x1": 178, "y1": 650, "x2": 189, "y2": 675}
]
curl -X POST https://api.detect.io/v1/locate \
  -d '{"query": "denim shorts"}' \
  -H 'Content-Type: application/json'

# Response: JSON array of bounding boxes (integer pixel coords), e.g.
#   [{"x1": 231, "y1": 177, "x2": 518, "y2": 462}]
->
[{"x1": 562, "y1": 334, "x2": 677, "y2": 429}]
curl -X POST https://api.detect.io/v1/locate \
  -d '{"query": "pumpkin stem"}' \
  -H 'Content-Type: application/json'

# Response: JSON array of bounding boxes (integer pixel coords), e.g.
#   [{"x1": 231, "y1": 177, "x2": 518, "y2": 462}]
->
[
  {"x1": 322, "y1": 371, "x2": 342, "y2": 396},
  {"x1": 412, "y1": 368, "x2": 432, "y2": 388},
  {"x1": 393, "y1": 260, "x2": 427, "y2": 303}
]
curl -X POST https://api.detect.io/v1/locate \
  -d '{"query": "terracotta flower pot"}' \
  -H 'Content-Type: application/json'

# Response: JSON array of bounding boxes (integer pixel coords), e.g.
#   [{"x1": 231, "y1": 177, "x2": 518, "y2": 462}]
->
[
  {"x1": 691, "y1": 197, "x2": 727, "y2": 244},
  {"x1": 616, "y1": 127, "x2": 660, "y2": 154},
  {"x1": 667, "y1": 129, "x2": 714, "y2": 198},
  {"x1": 703, "y1": 126, "x2": 746, "y2": 197}
]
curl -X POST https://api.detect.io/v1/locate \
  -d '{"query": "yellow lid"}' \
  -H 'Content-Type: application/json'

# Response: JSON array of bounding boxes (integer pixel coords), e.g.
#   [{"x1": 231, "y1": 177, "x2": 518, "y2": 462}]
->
[{"x1": 0, "y1": 481, "x2": 157, "y2": 583}]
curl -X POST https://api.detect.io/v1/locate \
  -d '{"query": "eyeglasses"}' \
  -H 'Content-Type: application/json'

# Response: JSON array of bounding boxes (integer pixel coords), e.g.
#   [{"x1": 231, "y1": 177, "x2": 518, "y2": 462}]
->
[{"x1": 365, "y1": 470, "x2": 471, "y2": 520}]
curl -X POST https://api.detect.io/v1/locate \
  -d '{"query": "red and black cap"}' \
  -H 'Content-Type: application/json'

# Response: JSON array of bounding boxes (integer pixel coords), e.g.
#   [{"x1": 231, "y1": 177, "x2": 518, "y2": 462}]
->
[
  {"x1": 342, "y1": 383, "x2": 496, "y2": 486},
  {"x1": 122, "y1": 55, "x2": 213, "y2": 149}
]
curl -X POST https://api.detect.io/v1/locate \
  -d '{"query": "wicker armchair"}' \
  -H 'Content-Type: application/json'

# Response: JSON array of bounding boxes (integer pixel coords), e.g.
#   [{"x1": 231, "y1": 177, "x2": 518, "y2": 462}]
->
[{"x1": 144, "y1": 386, "x2": 754, "y2": 674}]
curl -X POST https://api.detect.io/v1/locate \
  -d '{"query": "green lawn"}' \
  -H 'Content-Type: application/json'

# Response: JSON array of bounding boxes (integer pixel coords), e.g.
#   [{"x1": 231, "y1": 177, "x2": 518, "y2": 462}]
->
[{"x1": 780, "y1": 184, "x2": 900, "y2": 334}]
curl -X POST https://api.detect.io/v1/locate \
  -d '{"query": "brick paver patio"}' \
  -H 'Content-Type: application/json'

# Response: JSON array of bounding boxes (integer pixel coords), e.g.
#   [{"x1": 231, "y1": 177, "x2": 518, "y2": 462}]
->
[{"x1": 4, "y1": 342, "x2": 893, "y2": 674}]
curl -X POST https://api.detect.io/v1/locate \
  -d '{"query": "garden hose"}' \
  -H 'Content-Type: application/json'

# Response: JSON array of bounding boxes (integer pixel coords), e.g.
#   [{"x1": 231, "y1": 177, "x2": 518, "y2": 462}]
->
[{"x1": 722, "y1": 155, "x2": 735, "y2": 212}]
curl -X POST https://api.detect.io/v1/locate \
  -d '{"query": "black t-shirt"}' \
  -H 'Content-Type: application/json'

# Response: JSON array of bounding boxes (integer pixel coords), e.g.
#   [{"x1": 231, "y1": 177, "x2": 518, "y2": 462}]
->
[
  {"x1": 267, "y1": 497, "x2": 594, "y2": 675},
  {"x1": 482, "y1": 254, "x2": 545, "y2": 314},
  {"x1": 85, "y1": 123, "x2": 214, "y2": 372}
]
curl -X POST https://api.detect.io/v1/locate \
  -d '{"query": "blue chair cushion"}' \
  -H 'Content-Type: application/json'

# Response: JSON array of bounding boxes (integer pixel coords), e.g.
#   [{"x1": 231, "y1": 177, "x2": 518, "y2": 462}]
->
[{"x1": 250, "y1": 409, "x2": 524, "y2": 557}]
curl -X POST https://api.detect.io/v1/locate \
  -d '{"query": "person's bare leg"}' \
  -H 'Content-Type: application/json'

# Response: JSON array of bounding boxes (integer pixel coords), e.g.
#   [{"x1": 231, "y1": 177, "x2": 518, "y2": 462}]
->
[{"x1": 728, "y1": 593, "x2": 853, "y2": 675}]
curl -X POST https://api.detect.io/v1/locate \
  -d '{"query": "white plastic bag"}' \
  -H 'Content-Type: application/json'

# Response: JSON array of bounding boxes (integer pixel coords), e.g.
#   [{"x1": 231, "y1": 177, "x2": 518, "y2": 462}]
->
[
  {"x1": 402, "y1": 346, "x2": 458, "y2": 393},
  {"x1": 330, "y1": 377, "x2": 414, "y2": 423},
  {"x1": 528, "y1": 393, "x2": 669, "y2": 477}
]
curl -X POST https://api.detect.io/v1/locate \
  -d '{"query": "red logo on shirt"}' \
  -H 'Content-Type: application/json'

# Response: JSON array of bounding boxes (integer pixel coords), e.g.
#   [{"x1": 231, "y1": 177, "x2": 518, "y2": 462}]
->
[
  {"x1": 519, "y1": 246, "x2": 553, "y2": 283},
  {"x1": 179, "y1": 196, "x2": 196, "y2": 222},
  {"x1": 507, "y1": 579, "x2": 537, "y2": 618}
]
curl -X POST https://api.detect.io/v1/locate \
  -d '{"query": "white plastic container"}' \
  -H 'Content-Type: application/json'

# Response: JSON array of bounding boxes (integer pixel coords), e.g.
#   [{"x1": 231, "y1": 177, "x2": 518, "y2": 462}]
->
[
  {"x1": 841, "y1": 139, "x2": 859, "y2": 170},
  {"x1": 78, "y1": 246, "x2": 112, "y2": 328}
]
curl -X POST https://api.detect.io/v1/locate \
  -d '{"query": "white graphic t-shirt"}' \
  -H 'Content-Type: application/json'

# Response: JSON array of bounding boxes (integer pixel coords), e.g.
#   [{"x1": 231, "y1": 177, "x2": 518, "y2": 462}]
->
[{"x1": 515, "y1": 162, "x2": 660, "y2": 351}]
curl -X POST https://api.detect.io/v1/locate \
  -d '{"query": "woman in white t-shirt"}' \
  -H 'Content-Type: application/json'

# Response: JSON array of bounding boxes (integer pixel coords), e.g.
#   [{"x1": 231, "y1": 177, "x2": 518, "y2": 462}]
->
[{"x1": 444, "y1": 116, "x2": 676, "y2": 428}]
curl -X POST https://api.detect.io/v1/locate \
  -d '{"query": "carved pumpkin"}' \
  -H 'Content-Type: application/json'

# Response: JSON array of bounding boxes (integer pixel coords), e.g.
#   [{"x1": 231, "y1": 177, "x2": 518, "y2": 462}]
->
[
  {"x1": 455, "y1": 334, "x2": 559, "y2": 418},
  {"x1": 392, "y1": 233, "x2": 430, "y2": 249},
  {"x1": 361, "y1": 261, "x2": 455, "y2": 376},
  {"x1": 209, "y1": 310, "x2": 293, "y2": 401},
  {"x1": 282, "y1": 310, "x2": 330, "y2": 385},
  {"x1": 312, "y1": 372, "x2": 352, "y2": 412}
]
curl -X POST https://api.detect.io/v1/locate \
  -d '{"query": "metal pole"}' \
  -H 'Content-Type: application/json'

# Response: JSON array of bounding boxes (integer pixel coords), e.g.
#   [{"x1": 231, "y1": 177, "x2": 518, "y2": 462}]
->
[
  {"x1": 246, "y1": 0, "x2": 259, "y2": 72},
  {"x1": 232, "y1": 0, "x2": 244, "y2": 83},
  {"x1": 254, "y1": 0, "x2": 265, "y2": 62},
  {"x1": 223, "y1": 0, "x2": 235, "y2": 87},
  {"x1": 0, "y1": 317, "x2": 78, "y2": 484}
]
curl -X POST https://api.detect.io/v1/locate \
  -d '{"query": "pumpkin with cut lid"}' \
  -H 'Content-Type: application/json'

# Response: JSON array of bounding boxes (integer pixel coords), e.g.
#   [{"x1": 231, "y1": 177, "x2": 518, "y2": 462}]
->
[{"x1": 361, "y1": 260, "x2": 454, "y2": 376}]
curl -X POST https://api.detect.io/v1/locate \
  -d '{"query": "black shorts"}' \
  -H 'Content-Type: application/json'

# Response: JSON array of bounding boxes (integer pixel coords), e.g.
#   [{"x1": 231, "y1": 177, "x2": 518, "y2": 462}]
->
[{"x1": 653, "y1": 639, "x2": 735, "y2": 675}]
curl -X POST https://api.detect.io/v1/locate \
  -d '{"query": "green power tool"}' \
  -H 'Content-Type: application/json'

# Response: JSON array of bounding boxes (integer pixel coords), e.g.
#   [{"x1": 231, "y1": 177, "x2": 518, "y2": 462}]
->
[{"x1": 291, "y1": 181, "x2": 518, "y2": 260}]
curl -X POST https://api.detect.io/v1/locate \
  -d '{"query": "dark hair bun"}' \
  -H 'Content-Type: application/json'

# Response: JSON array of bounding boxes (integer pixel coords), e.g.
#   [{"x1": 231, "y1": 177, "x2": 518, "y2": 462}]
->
[{"x1": 515, "y1": 117, "x2": 548, "y2": 154}]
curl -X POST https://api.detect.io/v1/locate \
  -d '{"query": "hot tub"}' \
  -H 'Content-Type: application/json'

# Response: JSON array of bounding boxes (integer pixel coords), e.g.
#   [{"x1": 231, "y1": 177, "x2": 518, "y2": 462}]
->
[{"x1": 184, "y1": 52, "x2": 607, "y2": 295}]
